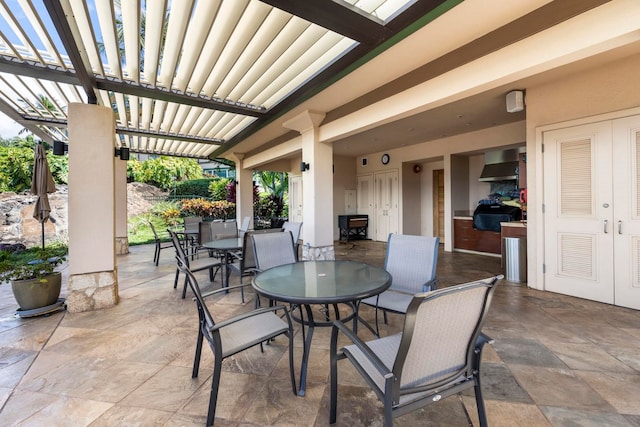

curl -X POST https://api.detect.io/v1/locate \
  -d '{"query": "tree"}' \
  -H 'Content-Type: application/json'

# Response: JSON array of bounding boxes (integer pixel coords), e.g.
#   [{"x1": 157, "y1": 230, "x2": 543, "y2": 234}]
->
[{"x1": 127, "y1": 156, "x2": 202, "y2": 190}]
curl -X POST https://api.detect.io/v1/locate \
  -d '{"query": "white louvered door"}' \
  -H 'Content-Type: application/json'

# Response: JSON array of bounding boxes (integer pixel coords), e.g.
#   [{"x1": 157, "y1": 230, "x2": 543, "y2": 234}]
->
[
  {"x1": 543, "y1": 115, "x2": 640, "y2": 309},
  {"x1": 374, "y1": 170, "x2": 398, "y2": 241},
  {"x1": 611, "y1": 115, "x2": 640, "y2": 309},
  {"x1": 543, "y1": 121, "x2": 614, "y2": 304}
]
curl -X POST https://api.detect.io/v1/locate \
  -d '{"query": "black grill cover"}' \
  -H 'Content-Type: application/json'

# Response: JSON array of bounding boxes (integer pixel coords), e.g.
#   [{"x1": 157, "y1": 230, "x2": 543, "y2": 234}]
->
[{"x1": 473, "y1": 204, "x2": 522, "y2": 232}]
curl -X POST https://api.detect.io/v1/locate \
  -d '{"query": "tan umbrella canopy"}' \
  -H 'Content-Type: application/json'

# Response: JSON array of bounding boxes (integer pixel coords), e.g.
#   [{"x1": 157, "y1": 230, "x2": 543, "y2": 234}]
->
[{"x1": 31, "y1": 143, "x2": 57, "y2": 250}]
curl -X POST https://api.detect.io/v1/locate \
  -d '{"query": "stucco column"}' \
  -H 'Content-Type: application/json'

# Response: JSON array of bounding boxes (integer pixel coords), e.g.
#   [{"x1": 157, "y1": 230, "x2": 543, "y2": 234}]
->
[
  {"x1": 115, "y1": 158, "x2": 129, "y2": 254},
  {"x1": 66, "y1": 103, "x2": 119, "y2": 313},
  {"x1": 231, "y1": 153, "x2": 254, "y2": 229},
  {"x1": 283, "y1": 110, "x2": 334, "y2": 260}
]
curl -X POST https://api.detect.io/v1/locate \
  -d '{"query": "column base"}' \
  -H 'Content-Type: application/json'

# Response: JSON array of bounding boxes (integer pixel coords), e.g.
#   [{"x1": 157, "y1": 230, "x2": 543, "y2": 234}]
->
[
  {"x1": 66, "y1": 270, "x2": 119, "y2": 313},
  {"x1": 301, "y1": 244, "x2": 335, "y2": 260},
  {"x1": 116, "y1": 237, "x2": 129, "y2": 255}
]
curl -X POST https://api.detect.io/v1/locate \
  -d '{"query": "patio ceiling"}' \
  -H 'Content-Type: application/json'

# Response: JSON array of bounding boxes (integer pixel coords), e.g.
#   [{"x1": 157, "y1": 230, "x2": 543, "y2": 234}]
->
[{"x1": 0, "y1": 0, "x2": 452, "y2": 160}]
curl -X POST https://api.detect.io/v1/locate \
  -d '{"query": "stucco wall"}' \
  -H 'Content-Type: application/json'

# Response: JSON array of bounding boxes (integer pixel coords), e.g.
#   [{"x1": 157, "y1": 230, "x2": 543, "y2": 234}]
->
[
  {"x1": 332, "y1": 155, "x2": 357, "y2": 241},
  {"x1": 525, "y1": 53, "x2": 640, "y2": 290}
]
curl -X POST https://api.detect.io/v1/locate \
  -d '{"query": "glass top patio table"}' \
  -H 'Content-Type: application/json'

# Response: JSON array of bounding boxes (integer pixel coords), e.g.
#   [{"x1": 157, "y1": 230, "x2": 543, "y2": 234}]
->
[
  {"x1": 252, "y1": 260, "x2": 391, "y2": 304},
  {"x1": 252, "y1": 260, "x2": 391, "y2": 396}
]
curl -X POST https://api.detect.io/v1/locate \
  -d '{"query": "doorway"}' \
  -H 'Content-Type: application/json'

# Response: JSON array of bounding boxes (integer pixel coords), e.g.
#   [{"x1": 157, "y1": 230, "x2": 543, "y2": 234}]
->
[{"x1": 432, "y1": 169, "x2": 445, "y2": 242}]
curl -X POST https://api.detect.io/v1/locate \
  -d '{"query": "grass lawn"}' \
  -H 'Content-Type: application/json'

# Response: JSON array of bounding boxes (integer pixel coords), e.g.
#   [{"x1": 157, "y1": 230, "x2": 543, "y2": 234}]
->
[{"x1": 128, "y1": 215, "x2": 174, "y2": 246}]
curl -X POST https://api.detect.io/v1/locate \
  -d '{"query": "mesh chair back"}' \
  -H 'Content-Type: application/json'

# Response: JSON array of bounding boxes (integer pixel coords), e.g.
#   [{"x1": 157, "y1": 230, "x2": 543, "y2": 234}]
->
[
  {"x1": 239, "y1": 216, "x2": 251, "y2": 232},
  {"x1": 282, "y1": 221, "x2": 302, "y2": 243},
  {"x1": 211, "y1": 220, "x2": 238, "y2": 240},
  {"x1": 242, "y1": 228, "x2": 283, "y2": 270},
  {"x1": 168, "y1": 229, "x2": 189, "y2": 265},
  {"x1": 252, "y1": 231, "x2": 296, "y2": 271},
  {"x1": 395, "y1": 277, "x2": 498, "y2": 390},
  {"x1": 149, "y1": 222, "x2": 161, "y2": 241},
  {"x1": 198, "y1": 221, "x2": 213, "y2": 245},
  {"x1": 385, "y1": 234, "x2": 439, "y2": 294},
  {"x1": 179, "y1": 264, "x2": 216, "y2": 340}
]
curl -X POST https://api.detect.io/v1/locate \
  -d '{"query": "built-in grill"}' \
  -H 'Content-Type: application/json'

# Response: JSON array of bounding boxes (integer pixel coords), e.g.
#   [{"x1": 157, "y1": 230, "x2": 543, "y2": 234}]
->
[{"x1": 473, "y1": 204, "x2": 521, "y2": 232}]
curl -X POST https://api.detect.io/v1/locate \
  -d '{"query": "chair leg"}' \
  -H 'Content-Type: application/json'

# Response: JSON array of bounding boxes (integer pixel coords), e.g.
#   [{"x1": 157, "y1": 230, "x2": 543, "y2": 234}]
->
[
  {"x1": 154, "y1": 245, "x2": 159, "y2": 265},
  {"x1": 287, "y1": 330, "x2": 297, "y2": 396},
  {"x1": 374, "y1": 306, "x2": 381, "y2": 337},
  {"x1": 383, "y1": 309, "x2": 388, "y2": 325},
  {"x1": 174, "y1": 268, "x2": 180, "y2": 289},
  {"x1": 206, "y1": 358, "x2": 223, "y2": 427},
  {"x1": 474, "y1": 379, "x2": 489, "y2": 427},
  {"x1": 329, "y1": 327, "x2": 339, "y2": 424},
  {"x1": 182, "y1": 275, "x2": 189, "y2": 299},
  {"x1": 192, "y1": 327, "x2": 204, "y2": 378}
]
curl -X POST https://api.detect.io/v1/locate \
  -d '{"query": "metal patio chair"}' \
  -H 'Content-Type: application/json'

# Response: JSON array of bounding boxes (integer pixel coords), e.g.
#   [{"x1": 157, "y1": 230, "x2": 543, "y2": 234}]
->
[
  {"x1": 181, "y1": 264, "x2": 297, "y2": 426},
  {"x1": 359, "y1": 233, "x2": 439, "y2": 337},
  {"x1": 168, "y1": 229, "x2": 222, "y2": 299},
  {"x1": 331, "y1": 276, "x2": 501, "y2": 426}
]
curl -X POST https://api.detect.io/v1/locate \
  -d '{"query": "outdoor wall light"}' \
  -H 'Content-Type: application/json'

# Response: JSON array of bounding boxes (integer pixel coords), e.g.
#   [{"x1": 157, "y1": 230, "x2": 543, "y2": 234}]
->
[
  {"x1": 53, "y1": 140, "x2": 68, "y2": 155},
  {"x1": 114, "y1": 146, "x2": 130, "y2": 160},
  {"x1": 300, "y1": 161, "x2": 310, "y2": 172}
]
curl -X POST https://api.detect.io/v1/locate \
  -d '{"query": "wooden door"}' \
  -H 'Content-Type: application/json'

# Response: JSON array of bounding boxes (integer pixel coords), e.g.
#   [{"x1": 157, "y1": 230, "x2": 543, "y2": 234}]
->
[
  {"x1": 357, "y1": 173, "x2": 373, "y2": 238},
  {"x1": 433, "y1": 169, "x2": 445, "y2": 241}
]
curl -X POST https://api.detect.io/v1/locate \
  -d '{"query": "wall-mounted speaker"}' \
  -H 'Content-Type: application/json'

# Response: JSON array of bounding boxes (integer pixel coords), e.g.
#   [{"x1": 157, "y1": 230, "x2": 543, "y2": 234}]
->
[{"x1": 506, "y1": 90, "x2": 525, "y2": 113}]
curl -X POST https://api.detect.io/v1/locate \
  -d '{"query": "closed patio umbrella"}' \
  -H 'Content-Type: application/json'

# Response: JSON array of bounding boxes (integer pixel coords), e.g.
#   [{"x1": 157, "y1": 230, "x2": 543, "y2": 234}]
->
[{"x1": 31, "y1": 143, "x2": 57, "y2": 250}]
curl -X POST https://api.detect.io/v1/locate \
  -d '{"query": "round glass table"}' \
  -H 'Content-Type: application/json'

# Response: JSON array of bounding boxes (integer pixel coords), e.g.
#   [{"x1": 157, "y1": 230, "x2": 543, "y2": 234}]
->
[{"x1": 252, "y1": 260, "x2": 391, "y2": 396}]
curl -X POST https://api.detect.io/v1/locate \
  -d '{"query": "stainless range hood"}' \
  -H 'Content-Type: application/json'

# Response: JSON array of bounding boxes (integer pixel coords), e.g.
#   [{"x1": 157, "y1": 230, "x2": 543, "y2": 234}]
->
[{"x1": 479, "y1": 149, "x2": 520, "y2": 182}]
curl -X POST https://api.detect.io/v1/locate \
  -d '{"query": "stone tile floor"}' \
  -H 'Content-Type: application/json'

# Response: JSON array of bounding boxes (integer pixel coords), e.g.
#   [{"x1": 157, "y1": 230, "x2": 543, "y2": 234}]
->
[{"x1": 0, "y1": 240, "x2": 639, "y2": 426}]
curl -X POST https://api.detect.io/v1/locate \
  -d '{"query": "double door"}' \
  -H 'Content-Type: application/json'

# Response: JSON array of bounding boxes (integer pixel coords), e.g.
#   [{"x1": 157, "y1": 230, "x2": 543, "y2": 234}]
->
[
  {"x1": 356, "y1": 170, "x2": 399, "y2": 242},
  {"x1": 543, "y1": 115, "x2": 640, "y2": 309}
]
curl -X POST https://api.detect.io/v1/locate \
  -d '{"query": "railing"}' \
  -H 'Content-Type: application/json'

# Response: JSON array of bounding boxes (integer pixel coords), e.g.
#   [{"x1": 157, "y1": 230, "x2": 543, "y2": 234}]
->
[{"x1": 142, "y1": 195, "x2": 212, "y2": 203}]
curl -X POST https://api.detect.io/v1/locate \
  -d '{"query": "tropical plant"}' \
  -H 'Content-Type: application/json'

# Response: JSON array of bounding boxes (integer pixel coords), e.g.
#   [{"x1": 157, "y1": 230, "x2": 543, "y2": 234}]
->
[
  {"x1": 0, "y1": 244, "x2": 68, "y2": 282},
  {"x1": 126, "y1": 156, "x2": 202, "y2": 190},
  {"x1": 208, "y1": 178, "x2": 231, "y2": 201},
  {"x1": 180, "y1": 198, "x2": 235, "y2": 219},
  {"x1": 255, "y1": 171, "x2": 288, "y2": 198},
  {"x1": 0, "y1": 140, "x2": 69, "y2": 192}
]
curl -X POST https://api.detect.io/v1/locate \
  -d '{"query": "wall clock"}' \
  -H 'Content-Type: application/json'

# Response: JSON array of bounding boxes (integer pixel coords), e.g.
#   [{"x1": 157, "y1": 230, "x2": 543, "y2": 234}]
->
[{"x1": 381, "y1": 153, "x2": 390, "y2": 165}]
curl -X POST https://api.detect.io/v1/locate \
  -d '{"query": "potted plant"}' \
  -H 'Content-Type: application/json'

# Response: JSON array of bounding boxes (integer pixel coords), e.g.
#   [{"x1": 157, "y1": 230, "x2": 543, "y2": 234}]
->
[{"x1": 0, "y1": 244, "x2": 67, "y2": 311}]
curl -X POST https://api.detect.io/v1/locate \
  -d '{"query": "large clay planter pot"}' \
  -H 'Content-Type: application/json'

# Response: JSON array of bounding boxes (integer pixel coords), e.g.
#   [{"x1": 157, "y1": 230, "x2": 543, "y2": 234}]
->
[{"x1": 11, "y1": 272, "x2": 62, "y2": 310}]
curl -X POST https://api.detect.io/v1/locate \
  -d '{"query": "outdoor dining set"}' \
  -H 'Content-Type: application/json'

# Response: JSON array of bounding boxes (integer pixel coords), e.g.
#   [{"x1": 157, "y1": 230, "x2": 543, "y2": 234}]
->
[{"x1": 153, "y1": 217, "x2": 502, "y2": 426}]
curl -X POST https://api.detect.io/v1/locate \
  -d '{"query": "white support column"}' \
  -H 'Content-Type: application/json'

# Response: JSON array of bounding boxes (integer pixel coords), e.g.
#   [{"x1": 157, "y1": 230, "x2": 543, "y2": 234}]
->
[
  {"x1": 66, "y1": 103, "x2": 119, "y2": 313},
  {"x1": 283, "y1": 110, "x2": 334, "y2": 260},
  {"x1": 115, "y1": 158, "x2": 129, "y2": 254},
  {"x1": 232, "y1": 153, "x2": 254, "y2": 229}
]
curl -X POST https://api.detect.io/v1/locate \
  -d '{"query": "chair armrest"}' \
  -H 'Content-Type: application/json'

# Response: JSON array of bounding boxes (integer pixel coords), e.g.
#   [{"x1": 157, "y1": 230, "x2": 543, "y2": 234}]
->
[
  {"x1": 332, "y1": 320, "x2": 393, "y2": 378},
  {"x1": 210, "y1": 305, "x2": 292, "y2": 332},
  {"x1": 477, "y1": 332, "x2": 495, "y2": 347},
  {"x1": 422, "y1": 278, "x2": 438, "y2": 292},
  {"x1": 200, "y1": 283, "x2": 251, "y2": 299}
]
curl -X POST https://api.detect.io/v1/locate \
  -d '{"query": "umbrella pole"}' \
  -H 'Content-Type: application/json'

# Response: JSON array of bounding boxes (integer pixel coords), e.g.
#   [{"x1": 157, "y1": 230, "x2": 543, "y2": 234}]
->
[{"x1": 41, "y1": 221, "x2": 45, "y2": 251}]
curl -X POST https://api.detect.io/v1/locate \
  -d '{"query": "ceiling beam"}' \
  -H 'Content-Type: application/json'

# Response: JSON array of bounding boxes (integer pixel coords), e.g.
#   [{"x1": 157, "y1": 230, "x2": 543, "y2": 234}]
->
[
  {"x1": 43, "y1": 1, "x2": 97, "y2": 104},
  {"x1": 260, "y1": 0, "x2": 390, "y2": 45},
  {"x1": 18, "y1": 114, "x2": 224, "y2": 145},
  {"x1": 116, "y1": 128, "x2": 223, "y2": 145},
  {"x1": 96, "y1": 78, "x2": 265, "y2": 117},
  {"x1": 0, "y1": 56, "x2": 79, "y2": 86}
]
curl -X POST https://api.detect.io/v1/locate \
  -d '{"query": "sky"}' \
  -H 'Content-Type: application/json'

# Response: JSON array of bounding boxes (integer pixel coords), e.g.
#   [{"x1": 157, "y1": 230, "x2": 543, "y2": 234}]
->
[{"x1": 0, "y1": 112, "x2": 23, "y2": 139}]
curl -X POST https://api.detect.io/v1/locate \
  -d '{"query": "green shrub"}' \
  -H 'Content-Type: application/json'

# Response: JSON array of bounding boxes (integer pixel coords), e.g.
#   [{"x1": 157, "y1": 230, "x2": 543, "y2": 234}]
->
[
  {"x1": 180, "y1": 198, "x2": 236, "y2": 219},
  {"x1": 175, "y1": 178, "x2": 216, "y2": 197},
  {"x1": 208, "y1": 178, "x2": 231, "y2": 201}
]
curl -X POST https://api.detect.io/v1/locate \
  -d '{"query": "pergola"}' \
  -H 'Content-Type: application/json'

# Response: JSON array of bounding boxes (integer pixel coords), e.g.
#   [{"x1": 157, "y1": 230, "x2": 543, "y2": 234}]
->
[{"x1": 0, "y1": 0, "x2": 449, "y2": 160}]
